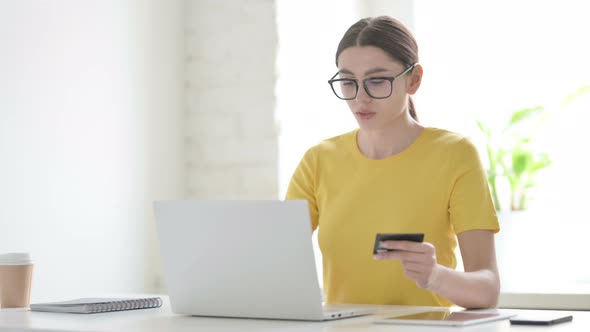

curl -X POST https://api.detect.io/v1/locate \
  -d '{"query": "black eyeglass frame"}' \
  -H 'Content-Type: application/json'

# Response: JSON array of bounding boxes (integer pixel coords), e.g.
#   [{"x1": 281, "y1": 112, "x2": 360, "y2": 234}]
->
[{"x1": 327, "y1": 63, "x2": 418, "y2": 100}]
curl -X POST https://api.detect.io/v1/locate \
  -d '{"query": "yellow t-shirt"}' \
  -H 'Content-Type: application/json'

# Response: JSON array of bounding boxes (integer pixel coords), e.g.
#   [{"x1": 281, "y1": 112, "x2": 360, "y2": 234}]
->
[{"x1": 286, "y1": 127, "x2": 499, "y2": 307}]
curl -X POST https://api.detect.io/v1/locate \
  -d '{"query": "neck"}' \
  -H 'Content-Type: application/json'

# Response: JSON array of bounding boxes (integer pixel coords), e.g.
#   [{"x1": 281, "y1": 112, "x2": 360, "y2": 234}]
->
[{"x1": 357, "y1": 115, "x2": 424, "y2": 159}]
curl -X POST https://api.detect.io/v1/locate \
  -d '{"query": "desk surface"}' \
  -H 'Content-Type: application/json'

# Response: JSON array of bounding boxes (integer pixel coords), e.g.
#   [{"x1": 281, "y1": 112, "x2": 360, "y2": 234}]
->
[{"x1": 0, "y1": 296, "x2": 585, "y2": 332}]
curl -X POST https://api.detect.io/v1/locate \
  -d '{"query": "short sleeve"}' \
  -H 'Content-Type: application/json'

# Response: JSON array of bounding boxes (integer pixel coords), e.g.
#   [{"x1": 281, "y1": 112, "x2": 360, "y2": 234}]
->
[
  {"x1": 449, "y1": 138, "x2": 499, "y2": 234},
  {"x1": 285, "y1": 147, "x2": 319, "y2": 231}
]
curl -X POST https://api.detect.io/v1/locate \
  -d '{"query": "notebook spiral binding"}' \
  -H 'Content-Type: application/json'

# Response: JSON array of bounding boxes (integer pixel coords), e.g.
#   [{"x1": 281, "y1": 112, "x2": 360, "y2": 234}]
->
[
  {"x1": 31, "y1": 297, "x2": 164, "y2": 314},
  {"x1": 86, "y1": 297, "x2": 163, "y2": 313}
]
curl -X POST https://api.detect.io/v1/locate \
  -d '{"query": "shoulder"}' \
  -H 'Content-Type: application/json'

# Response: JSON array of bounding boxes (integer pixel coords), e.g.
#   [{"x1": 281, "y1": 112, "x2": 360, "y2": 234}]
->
[
  {"x1": 294, "y1": 130, "x2": 355, "y2": 170},
  {"x1": 304, "y1": 130, "x2": 356, "y2": 157},
  {"x1": 424, "y1": 127, "x2": 480, "y2": 158}
]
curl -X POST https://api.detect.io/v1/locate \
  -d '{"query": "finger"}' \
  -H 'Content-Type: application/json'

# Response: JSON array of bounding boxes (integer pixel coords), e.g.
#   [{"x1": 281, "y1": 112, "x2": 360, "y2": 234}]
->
[
  {"x1": 373, "y1": 250, "x2": 407, "y2": 261},
  {"x1": 401, "y1": 261, "x2": 427, "y2": 273},
  {"x1": 403, "y1": 270, "x2": 426, "y2": 285},
  {"x1": 404, "y1": 270, "x2": 421, "y2": 280},
  {"x1": 377, "y1": 250, "x2": 427, "y2": 263}
]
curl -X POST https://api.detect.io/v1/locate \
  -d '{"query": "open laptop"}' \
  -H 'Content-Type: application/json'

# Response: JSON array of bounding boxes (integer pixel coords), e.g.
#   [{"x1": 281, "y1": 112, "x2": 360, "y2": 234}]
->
[{"x1": 154, "y1": 199, "x2": 375, "y2": 321}]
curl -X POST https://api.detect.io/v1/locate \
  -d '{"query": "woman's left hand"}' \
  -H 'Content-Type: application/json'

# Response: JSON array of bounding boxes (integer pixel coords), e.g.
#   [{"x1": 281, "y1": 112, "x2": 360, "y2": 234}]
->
[{"x1": 374, "y1": 240, "x2": 441, "y2": 290}]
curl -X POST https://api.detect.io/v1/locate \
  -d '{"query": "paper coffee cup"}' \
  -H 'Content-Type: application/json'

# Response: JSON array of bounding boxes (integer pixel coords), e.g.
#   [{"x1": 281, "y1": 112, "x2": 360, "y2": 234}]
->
[{"x1": 0, "y1": 253, "x2": 34, "y2": 309}]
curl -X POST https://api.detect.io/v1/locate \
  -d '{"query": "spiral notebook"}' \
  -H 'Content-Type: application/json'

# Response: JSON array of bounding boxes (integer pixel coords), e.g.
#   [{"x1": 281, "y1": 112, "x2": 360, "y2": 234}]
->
[{"x1": 30, "y1": 297, "x2": 163, "y2": 314}]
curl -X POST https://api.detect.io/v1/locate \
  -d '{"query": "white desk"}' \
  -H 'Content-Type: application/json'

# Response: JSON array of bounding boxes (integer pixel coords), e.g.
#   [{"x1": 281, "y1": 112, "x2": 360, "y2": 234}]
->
[{"x1": 0, "y1": 296, "x2": 586, "y2": 332}]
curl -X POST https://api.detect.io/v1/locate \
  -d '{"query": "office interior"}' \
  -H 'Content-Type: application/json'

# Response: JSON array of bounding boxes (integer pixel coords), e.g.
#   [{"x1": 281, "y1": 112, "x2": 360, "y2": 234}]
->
[{"x1": 1, "y1": 0, "x2": 589, "y2": 310}]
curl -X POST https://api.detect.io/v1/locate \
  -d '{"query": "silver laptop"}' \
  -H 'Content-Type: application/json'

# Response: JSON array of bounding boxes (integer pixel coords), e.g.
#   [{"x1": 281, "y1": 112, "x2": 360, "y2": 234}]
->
[{"x1": 154, "y1": 199, "x2": 375, "y2": 321}]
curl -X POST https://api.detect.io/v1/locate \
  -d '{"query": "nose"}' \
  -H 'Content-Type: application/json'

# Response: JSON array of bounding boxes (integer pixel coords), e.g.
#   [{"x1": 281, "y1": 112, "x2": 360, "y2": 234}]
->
[{"x1": 355, "y1": 84, "x2": 372, "y2": 103}]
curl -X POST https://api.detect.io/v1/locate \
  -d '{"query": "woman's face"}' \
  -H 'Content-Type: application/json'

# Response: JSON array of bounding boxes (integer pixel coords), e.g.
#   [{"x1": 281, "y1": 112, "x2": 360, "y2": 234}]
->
[{"x1": 336, "y1": 46, "x2": 419, "y2": 131}]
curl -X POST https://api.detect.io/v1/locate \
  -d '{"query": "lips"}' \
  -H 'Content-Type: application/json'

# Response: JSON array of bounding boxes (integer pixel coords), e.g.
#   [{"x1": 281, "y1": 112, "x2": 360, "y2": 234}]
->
[{"x1": 355, "y1": 111, "x2": 376, "y2": 120}]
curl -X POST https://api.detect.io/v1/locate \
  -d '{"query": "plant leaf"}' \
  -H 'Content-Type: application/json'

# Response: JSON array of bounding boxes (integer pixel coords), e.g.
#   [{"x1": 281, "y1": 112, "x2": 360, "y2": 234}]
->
[
  {"x1": 477, "y1": 120, "x2": 492, "y2": 139},
  {"x1": 562, "y1": 85, "x2": 590, "y2": 107},
  {"x1": 528, "y1": 153, "x2": 552, "y2": 173},
  {"x1": 512, "y1": 149, "x2": 532, "y2": 177},
  {"x1": 506, "y1": 106, "x2": 544, "y2": 128}
]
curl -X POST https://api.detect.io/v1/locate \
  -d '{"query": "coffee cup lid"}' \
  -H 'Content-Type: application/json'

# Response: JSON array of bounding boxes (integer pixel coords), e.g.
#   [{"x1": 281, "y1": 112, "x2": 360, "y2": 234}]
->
[{"x1": 0, "y1": 253, "x2": 33, "y2": 265}]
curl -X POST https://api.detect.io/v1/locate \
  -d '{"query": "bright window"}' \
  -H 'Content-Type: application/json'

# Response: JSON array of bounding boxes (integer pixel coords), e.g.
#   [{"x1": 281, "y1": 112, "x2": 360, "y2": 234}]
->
[
  {"x1": 277, "y1": 0, "x2": 590, "y2": 294},
  {"x1": 413, "y1": 0, "x2": 590, "y2": 292}
]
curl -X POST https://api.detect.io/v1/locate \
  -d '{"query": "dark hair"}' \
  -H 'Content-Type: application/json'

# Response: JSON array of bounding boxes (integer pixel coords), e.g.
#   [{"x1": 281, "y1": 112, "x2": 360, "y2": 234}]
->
[{"x1": 336, "y1": 16, "x2": 419, "y2": 121}]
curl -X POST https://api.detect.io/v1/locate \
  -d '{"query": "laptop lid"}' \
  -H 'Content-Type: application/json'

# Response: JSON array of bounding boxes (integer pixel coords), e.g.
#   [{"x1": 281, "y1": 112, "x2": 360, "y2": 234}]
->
[{"x1": 154, "y1": 200, "x2": 328, "y2": 320}]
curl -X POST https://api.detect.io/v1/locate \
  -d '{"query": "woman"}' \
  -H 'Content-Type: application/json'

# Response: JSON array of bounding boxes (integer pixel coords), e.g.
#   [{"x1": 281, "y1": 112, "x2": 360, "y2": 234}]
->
[{"x1": 286, "y1": 16, "x2": 500, "y2": 309}]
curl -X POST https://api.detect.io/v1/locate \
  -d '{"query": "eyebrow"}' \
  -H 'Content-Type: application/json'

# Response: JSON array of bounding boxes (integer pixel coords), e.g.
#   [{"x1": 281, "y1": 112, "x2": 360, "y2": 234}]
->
[{"x1": 338, "y1": 67, "x2": 392, "y2": 76}]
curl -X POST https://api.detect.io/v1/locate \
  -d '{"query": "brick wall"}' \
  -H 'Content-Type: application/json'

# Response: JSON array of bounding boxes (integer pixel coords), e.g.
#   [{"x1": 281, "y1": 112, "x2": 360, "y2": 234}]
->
[{"x1": 185, "y1": 0, "x2": 279, "y2": 199}]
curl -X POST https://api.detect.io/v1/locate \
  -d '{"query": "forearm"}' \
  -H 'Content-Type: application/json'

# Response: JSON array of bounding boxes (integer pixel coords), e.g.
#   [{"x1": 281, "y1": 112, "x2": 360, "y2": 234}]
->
[{"x1": 428, "y1": 265, "x2": 500, "y2": 309}]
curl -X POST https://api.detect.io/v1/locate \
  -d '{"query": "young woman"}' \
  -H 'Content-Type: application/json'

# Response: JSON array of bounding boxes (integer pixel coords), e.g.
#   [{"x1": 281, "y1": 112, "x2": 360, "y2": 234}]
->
[{"x1": 286, "y1": 16, "x2": 500, "y2": 309}]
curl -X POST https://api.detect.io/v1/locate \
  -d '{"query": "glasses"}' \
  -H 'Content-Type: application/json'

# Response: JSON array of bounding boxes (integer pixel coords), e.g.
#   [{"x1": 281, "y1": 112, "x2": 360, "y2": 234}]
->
[{"x1": 328, "y1": 63, "x2": 417, "y2": 100}]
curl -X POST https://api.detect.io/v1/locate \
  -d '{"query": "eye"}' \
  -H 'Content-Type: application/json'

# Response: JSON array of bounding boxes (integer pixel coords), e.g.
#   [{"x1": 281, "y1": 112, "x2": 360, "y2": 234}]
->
[
  {"x1": 367, "y1": 78, "x2": 386, "y2": 85},
  {"x1": 340, "y1": 80, "x2": 355, "y2": 87}
]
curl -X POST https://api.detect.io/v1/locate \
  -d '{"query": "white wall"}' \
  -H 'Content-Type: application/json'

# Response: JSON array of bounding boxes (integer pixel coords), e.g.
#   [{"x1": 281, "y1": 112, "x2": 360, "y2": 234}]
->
[
  {"x1": 276, "y1": 0, "x2": 357, "y2": 199},
  {"x1": 185, "y1": 0, "x2": 279, "y2": 200},
  {"x1": 0, "y1": 0, "x2": 281, "y2": 299},
  {"x1": 356, "y1": 0, "x2": 414, "y2": 28},
  {"x1": 0, "y1": 0, "x2": 184, "y2": 300}
]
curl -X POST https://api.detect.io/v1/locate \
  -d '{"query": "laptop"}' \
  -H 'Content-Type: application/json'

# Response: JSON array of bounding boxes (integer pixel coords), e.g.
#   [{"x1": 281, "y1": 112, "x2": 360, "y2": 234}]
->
[{"x1": 154, "y1": 199, "x2": 376, "y2": 321}]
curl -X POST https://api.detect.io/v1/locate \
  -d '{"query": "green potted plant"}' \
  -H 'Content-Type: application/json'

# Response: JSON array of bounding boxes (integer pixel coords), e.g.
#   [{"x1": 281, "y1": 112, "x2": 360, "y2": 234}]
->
[
  {"x1": 479, "y1": 87, "x2": 588, "y2": 289},
  {"x1": 477, "y1": 107, "x2": 552, "y2": 211}
]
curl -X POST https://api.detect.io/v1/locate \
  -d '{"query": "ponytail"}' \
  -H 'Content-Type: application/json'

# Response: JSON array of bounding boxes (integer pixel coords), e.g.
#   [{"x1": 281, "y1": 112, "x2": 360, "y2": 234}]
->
[{"x1": 408, "y1": 96, "x2": 418, "y2": 121}]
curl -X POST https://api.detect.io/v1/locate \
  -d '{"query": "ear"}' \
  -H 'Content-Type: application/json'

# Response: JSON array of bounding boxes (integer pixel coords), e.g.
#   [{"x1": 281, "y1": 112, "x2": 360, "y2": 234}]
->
[{"x1": 406, "y1": 64, "x2": 423, "y2": 95}]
